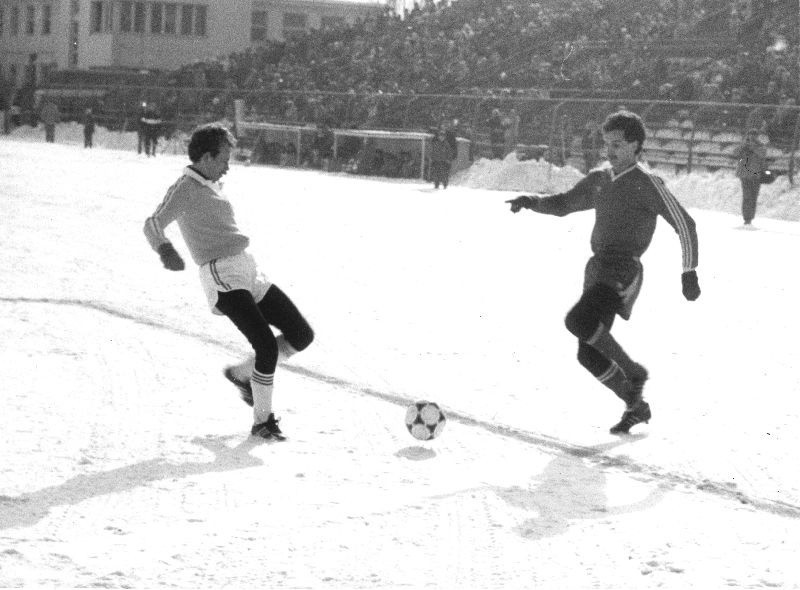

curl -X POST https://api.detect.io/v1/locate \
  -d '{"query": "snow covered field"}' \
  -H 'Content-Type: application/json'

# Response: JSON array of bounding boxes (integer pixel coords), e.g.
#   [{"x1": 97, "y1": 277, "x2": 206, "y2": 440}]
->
[{"x1": 1, "y1": 124, "x2": 799, "y2": 588}]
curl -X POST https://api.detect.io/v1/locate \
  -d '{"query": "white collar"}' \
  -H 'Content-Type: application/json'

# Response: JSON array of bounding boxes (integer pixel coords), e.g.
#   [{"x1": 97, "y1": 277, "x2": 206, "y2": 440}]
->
[{"x1": 184, "y1": 166, "x2": 223, "y2": 194}]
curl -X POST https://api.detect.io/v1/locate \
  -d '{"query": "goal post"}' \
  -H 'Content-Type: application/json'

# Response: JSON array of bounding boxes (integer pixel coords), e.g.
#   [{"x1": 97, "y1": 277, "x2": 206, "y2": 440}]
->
[
  {"x1": 234, "y1": 99, "x2": 431, "y2": 179},
  {"x1": 331, "y1": 128, "x2": 429, "y2": 180}
]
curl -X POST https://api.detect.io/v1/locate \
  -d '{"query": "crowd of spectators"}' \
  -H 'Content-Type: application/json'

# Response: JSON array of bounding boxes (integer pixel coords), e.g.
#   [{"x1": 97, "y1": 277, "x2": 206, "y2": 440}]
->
[
  {"x1": 5, "y1": 0, "x2": 800, "y2": 172},
  {"x1": 157, "y1": 0, "x2": 800, "y2": 160},
  {"x1": 168, "y1": 1, "x2": 796, "y2": 106}
]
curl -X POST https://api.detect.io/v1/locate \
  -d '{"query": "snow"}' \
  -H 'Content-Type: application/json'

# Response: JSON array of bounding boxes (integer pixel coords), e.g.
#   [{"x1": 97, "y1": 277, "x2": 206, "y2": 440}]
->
[{"x1": 1, "y1": 123, "x2": 800, "y2": 589}]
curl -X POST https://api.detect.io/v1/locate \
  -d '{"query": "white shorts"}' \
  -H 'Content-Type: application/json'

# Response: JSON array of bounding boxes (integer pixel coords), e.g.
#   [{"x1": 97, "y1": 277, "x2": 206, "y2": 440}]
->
[{"x1": 198, "y1": 251, "x2": 271, "y2": 315}]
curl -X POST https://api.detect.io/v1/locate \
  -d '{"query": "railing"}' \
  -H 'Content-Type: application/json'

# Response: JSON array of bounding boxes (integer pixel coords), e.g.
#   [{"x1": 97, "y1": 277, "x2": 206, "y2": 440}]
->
[{"x1": 6, "y1": 84, "x2": 800, "y2": 181}]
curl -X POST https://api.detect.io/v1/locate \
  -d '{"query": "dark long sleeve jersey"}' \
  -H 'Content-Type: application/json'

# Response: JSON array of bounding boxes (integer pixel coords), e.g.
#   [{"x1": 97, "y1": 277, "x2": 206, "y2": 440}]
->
[{"x1": 535, "y1": 163, "x2": 698, "y2": 271}]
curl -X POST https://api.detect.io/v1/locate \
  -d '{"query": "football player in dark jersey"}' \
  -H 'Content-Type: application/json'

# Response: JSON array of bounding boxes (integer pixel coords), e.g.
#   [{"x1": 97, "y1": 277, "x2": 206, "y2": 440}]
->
[{"x1": 506, "y1": 110, "x2": 700, "y2": 434}]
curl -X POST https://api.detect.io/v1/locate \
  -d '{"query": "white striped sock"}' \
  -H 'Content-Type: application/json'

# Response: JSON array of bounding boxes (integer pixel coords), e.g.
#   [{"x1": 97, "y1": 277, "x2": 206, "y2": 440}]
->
[{"x1": 251, "y1": 370, "x2": 274, "y2": 423}]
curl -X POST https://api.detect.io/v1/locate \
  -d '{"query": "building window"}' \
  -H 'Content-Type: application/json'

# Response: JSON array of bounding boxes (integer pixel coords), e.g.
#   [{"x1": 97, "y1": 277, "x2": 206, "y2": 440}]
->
[
  {"x1": 133, "y1": 1, "x2": 145, "y2": 32},
  {"x1": 11, "y1": 5, "x2": 20, "y2": 35},
  {"x1": 25, "y1": 5, "x2": 35, "y2": 35},
  {"x1": 68, "y1": 21, "x2": 78, "y2": 67},
  {"x1": 163, "y1": 2, "x2": 176, "y2": 33},
  {"x1": 320, "y1": 15, "x2": 345, "y2": 30},
  {"x1": 41, "y1": 5, "x2": 51, "y2": 34},
  {"x1": 150, "y1": 2, "x2": 162, "y2": 33},
  {"x1": 194, "y1": 4, "x2": 205, "y2": 36},
  {"x1": 179, "y1": 4, "x2": 192, "y2": 34},
  {"x1": 119, "y1": 0, "x2": 132, "y2": 31},
  {"x1": 90, "y1": 1, "x2": 103, "y2": 33},
  {"x1": 282, "y1": 12, "x2": 306, "y2": 37},
  {"x1": 251, "y1": 10, "x2": 267, "y2": 43}
]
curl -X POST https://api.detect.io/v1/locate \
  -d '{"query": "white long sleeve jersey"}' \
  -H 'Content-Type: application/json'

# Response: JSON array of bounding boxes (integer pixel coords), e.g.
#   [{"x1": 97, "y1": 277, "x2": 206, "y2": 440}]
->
[{"x1": 143, "y1": 167, "x2": 250, "y2": 266}]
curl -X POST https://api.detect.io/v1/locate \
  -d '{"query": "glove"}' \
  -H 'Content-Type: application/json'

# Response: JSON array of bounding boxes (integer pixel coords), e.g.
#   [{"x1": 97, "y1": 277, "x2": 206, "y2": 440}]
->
[
  {"x1": 505, "y1": 195, "x2": 540, "y2": 213},
  {"x1": 681, "y1": 270, "x2": 700, "y2": 301},
  {"x1": 158, "y1": 243, "x2": 185, "y2": 271}
]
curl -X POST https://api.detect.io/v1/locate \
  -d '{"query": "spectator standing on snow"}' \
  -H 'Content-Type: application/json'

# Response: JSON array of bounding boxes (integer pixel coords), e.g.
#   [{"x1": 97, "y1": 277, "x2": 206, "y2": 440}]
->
[
  {"x1": 143, "y1": 123, "x2": 315, "y2": 440},
  {"x1": 137, "y1": 102, "x2": 147, "y2": 155},
  {"x1": 733, "y1": 128, "x2": 768, "y2": 228},
  {"x1": 505, "y1": 110, "x2": 701, "y2": 435},
  {"x1": 83, "y1": 108, "x2": 96, "y2": 148},
  {"x1": 40, "y1": 99, "x2": 59, "y2": 143},
  {"x1": 141, "y1": 102, "x2": 162, "y2": 157},
  {"x1": 429, "y1": 128, "x2": 454, "y2": 189}
]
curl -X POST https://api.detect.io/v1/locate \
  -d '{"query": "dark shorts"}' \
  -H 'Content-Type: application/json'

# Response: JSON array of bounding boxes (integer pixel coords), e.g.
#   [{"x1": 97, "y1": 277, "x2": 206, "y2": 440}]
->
[{"x1": 583, "y1": 255, "x2": 643, "y2": 320}]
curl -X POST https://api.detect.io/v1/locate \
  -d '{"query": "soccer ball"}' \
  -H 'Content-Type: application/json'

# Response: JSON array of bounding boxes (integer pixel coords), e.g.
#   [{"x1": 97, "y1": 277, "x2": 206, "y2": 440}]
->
[{"x1": 404, "y1": 401, "x2": 446, "y2": 441}]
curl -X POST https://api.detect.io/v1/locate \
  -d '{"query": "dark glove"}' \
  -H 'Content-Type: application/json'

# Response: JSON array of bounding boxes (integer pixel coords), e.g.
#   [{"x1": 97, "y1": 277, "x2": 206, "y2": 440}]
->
[
  {"x1": 681, "y1": 270, "x2": 700, "y2": 301},
  {"x1": 158, "y1": 243, "x2": 185, "y2": 271},
  {"x1": 505, "y1": 195, "x2": 539, "y2": 213}
]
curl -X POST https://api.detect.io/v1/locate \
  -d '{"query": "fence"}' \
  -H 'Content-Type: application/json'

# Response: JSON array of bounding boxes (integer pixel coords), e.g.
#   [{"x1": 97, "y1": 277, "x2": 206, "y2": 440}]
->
[{"x1": 7, "y1": 84, "x2": 800, "y2": 181}]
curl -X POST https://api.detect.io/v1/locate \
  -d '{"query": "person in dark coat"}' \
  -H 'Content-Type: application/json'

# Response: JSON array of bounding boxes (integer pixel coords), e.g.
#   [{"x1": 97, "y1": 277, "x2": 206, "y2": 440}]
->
[
  {"x1": 40, "y1": 99, "x2": 60, "y2": 143},
  {"x1": 141, "y1": 103, "x2": 162, "y2": 157},
  {"x1": 83, "y1": 108, "x2": 96, "y2": 148},
  {"x1": 733, "y1": 128, "x2": 768, "y2": 227},
  {"x1": 137, "y1": 102, "x2": 147, "y2": 154},
  {"x1": 430, "y1": 129, "x2": 454, "y2": 189}
]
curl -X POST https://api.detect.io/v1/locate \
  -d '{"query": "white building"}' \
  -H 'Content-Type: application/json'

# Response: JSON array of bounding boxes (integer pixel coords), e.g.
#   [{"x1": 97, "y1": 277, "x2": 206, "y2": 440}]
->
[{"x1": 0, "y1": 0, "x2": 386, "y2": 88}]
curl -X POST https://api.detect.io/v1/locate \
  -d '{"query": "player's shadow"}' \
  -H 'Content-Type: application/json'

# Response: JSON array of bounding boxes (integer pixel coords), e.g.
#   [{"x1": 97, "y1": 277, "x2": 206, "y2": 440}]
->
[
  {"x1": 0, "y1": 435, "x2": 263, "y2": 530},
  {"x1": 500, "y1": 436, "x2": 666, "y2": 540},
  {"x1": 430, "y1": 435, "x2": 665, "y2": 541}
]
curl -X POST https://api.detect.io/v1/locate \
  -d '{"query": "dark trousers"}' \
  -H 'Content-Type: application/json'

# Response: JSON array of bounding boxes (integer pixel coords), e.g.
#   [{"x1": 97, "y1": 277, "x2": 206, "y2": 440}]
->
[
  {"x1": 44, "y1": 124, "x2": 55, "y2": 143},
  {"x1": 144, "y1": 131, "x2": 158, "y2": 156},
  {"x1": 431, "y1": 161, "x2": 450, "y2": 188},
  {"x1": 215, "y1": 285, "x2": 314, "y2": 375},
  {"x1": 740, "y1": 177, "x2": 760, "y2": 224}
]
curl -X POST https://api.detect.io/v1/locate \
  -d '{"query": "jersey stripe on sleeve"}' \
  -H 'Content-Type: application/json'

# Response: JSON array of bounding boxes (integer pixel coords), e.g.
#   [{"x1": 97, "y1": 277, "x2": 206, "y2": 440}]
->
[
  {"x1": 143, "y1": 177, "x2": 185, "y2": 250},
  {"x1": 646, "y1": 172, "x2": 697, "y2": 270}
]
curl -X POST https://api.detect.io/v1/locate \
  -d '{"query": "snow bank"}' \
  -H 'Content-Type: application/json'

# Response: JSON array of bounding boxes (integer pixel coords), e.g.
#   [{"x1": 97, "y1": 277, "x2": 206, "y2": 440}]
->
[{"x1": 456, "y1": 151, "x2": 800, "y2": 224}]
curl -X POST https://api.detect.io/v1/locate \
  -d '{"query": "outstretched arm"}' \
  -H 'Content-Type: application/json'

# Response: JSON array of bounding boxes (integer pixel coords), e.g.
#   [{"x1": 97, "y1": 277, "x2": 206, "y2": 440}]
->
[
  {"x1": 506, "y1": 195, "x2": 540, "y2": 213},
  {"x1": 506, "y1": 173, "x2": 598, "y2": 217}
]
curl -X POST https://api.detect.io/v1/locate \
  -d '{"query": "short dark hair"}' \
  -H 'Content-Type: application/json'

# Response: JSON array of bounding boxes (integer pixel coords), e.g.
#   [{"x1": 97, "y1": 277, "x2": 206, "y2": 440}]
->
[
  {"x1": 602, "y1": 110, "x2": 646, "y2": 154},
  {"x1": 187, "y1": 123, "x2": 237, "y2": 163}
]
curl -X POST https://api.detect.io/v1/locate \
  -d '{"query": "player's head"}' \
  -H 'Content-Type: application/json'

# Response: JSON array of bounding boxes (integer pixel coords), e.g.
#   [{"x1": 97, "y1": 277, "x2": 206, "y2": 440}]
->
[
  {"x1": 602, "y1": 110, "x2": 646, "y2": 155},
  {"x1": 188, "y1": 123, "x2": 237, "y2": 181},
  {"x1": 601, "y1": 110, "x2": 646, "y2": 171},
  {"x1": 188, "y1": 123, "x2": 236, "y2": 163}
]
